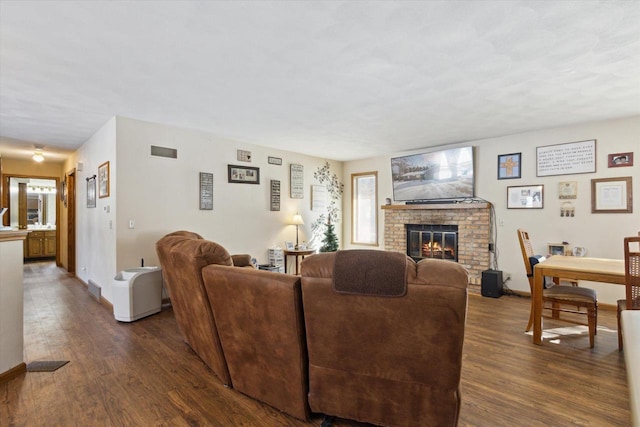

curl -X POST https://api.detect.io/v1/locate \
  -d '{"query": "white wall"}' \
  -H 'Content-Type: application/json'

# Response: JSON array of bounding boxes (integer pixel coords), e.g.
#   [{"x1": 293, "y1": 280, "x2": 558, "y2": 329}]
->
[
  {"x1": 112, "y1": 117, "x2": 342, "y2": 298},
  {"x1": 73, "y1": 118, "x2": 117, "y2": 301},
  {"x1": 343, "y1": 116, "x2": 640, "y2": 305}
]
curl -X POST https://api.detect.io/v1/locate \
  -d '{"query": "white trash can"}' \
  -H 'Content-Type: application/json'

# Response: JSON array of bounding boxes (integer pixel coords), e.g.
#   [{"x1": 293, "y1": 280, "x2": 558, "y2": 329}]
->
[{"x1": 113, "y1": 267, "x2": 163, "y2": 322}]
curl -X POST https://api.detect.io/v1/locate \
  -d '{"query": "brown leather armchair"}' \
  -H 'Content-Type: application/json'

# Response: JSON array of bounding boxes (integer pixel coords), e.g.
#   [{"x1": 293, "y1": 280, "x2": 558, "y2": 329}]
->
[
  {"x1": 301, "y1": 250, "x2": 468, "y2": 427},
  {"x1": 156, "y1": 232, "x2": 251, "y2": 386}
]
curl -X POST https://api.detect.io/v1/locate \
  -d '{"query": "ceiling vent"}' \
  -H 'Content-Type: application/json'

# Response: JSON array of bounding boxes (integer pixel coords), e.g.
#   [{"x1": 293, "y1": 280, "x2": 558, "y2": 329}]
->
[{"x1": 150, "y1": 145, "x2": 178, "y2": 159}]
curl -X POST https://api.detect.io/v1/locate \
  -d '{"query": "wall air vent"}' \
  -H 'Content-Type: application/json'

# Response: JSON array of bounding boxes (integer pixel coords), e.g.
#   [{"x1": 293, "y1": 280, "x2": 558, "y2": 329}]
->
[{"x1": 150, "y1": 145, "x2": 178, "y2": 159}]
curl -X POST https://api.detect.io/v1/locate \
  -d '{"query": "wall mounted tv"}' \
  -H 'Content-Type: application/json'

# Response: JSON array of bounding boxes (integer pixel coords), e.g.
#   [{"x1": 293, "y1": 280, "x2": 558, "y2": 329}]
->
[{"x1": 391, "y1": 146, "x2": 475, "y2": 202}]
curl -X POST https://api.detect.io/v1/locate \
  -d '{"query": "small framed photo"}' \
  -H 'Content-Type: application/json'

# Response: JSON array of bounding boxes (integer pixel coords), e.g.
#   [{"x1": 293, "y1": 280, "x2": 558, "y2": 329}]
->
[
  {"x1": 98, "y1": 161, "x2": 110, "y2": 198},
  {"x1": 608, "y1": 152, "x2": 634, "y2": 168},
  {"x1": 228, "y1": 165, "x2": 260, "y2": 184},
  {"x1": 591, "y1": 176, "x2": 632, "y2": 213},
  {"x1": 268, "y1": 156, "x2": 283, "y2": 165},
  {"x1": 284, "y1": 241, "x2": 295, "y2": 250},
  {"x1": 507, "y1": 185, "x2": 544, "y2": 209},
  {"x1": 497, "y1": 153, "x2": 521, "y2": 180}
]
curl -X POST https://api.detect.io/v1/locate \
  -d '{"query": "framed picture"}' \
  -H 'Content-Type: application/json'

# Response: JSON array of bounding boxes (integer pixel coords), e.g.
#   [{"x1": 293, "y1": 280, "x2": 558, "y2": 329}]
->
[
  {"x1": 558, "y1": 181, "x2": 577, "y2": 199},
  {"x1": 311, "y1": 185, "x2": 327, "y2": 211},
  {"x1": 86, "y1": 175, "x2": 96, "y2": 208},
  {"x1": 290, "y1": 164, "x2": 304, "y2": 198},
  {"x1": 591, "y1": 176, "x2": 633, "y2": 213},
  {"x1": 237, "y1": 149, "x2": 252, "y2": 162},
  {"x1": 507, "y1": 185, "x2": 544, "y2": 209},
  {"x1": 268, "y1": 156, "x2": 283, "y2": 165},
  {"x1": 228, "y1": 165, "x2": 260, "y2": 184},
  {"x1": 199, "y1": 172, "x2": 213, "y2": 210},
  {"x1": 98, "y1": 161, "x2": 110, "y2": 198},
  {"x1": 536, "y1": 139, "x2": 596, "y2": 177},
  {"x1": 497, "y1": 153, "x2": 521, "y2": 179},
  {"x1": 270, "y1": 180, "x2": 281, "y2": 211},
  {"x1": 284, "y1": 241, "x2": 295, "y2": 250},
  {"x1": 608, "y1": 152, "x2": 634, "y2": 168}
]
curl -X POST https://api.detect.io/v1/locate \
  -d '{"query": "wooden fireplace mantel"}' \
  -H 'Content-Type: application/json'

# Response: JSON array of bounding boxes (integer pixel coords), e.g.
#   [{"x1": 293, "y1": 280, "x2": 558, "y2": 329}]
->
[{"x1": 381, "y1": 202, "x2": 490, "y2": 210}]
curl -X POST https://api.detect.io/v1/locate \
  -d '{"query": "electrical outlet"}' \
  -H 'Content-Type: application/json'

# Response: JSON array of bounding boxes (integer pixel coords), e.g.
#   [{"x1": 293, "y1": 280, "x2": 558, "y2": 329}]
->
[{"x1": 128, "y1": 219, "x2": 135, "y2": 229}]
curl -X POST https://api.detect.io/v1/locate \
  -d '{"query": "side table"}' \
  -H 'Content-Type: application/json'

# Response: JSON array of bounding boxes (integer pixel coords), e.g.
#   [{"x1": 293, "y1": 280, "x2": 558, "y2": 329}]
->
[{"x1": 283, "y1": 249, "x2": 315, "y2": 275}]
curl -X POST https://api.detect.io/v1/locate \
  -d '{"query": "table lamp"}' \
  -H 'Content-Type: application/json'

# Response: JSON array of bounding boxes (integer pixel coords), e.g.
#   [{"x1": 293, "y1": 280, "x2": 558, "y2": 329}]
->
[{"x1": 291, "y1": 213, "x2": 304, "y2": 249}]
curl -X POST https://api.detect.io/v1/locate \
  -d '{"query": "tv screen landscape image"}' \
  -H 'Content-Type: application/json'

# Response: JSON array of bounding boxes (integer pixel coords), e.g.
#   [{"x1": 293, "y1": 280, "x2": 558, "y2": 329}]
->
[{"x1": 391, "y1": 146, "x2": 474, "y2": 202}]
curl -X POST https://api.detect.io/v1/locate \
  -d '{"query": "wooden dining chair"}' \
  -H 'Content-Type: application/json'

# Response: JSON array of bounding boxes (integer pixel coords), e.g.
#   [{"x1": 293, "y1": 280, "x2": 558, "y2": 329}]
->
[
  {"x1": 517, "y1": 229, "x2": 598, "y2": 348},
  {"x1": 617, "y1": 236, "x2": 640, "y2": 350}
]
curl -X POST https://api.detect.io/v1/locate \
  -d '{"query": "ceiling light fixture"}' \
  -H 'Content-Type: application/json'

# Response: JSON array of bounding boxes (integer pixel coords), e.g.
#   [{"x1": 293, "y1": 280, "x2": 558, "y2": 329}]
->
[{"x1": 32, "y1": 150, "x2": 44, "y2": 162}]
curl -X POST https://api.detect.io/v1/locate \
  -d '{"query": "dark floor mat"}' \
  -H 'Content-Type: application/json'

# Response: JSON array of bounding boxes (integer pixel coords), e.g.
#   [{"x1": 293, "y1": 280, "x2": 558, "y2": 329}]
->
[{"x1": 26, "y1": 360, "x2": 69, "y2": 372}]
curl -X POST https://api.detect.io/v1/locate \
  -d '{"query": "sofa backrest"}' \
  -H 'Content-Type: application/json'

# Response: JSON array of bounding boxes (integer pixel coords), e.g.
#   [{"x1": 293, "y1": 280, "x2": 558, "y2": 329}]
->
[
  {"x1": 155, "y1": 232, "x2": 232, "y2": 386},
  {"x1": 202, "y1": 265, "x2": 310, "y2": 420},
  {"x1": 156, "y1": 230, "x2": 203, "y2": 299},
  {"x1": 301, "y1": 251, "x2": 468, "y2": 427}
]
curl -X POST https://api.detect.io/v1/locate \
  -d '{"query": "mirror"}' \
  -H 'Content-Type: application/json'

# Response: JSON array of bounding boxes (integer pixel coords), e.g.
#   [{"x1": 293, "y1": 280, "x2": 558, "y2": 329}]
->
[{"x1": 9, "y1": 177, "x2": 57, "y2": 229}]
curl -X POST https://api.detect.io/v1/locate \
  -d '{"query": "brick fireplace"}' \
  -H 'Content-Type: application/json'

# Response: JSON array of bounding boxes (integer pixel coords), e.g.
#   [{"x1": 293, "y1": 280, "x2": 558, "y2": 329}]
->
[{"x1": 382, "y1": 202, "x2": 492, "y2": 292}]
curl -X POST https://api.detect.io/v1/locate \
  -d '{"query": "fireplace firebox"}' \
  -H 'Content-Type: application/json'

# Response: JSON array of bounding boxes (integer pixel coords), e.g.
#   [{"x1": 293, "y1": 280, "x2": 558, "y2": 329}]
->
[{"x1": 406, "y1": 224, "x2": 458, "y2": 262}]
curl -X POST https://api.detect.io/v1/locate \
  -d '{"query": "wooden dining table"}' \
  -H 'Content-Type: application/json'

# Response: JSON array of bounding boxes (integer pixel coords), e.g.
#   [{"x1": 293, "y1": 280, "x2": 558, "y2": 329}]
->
[{"x1": 532, "y1": 255, "x2": 626, "y2": 345}]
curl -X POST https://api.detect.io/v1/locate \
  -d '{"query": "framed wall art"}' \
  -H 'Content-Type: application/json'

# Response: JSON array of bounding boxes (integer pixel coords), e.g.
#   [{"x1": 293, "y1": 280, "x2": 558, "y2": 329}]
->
[
  {"x1": 608, "y1": 152, "x2": 633, "y2": 168},
  {"x1": 268, "y1": 156, "x2": 282, "y2": 165},
  {"x1": 199, "y1": 172, "x2": 213, "y2": 210},
  {"x1": 507, "y1": 185, "x2": 544, "y2": 209},
  {"x1": 536, "y1": 139, "x2": 596, "y2": 177},
  {"x1": 86, "y1": 175, "x2": 97, "y2": 208},
  {"x1": 497, "y1": 152, "x2": 521, "y2": 180},
  {"x1": 228, "y1": 165, "x2": 260, "y2": 184},
  {"x1": 591, "y1": 176, "x2": 632, "y2": 213},
  {"x1": 237, "y1": 149, "x2": 252, "y2": 162},
  {"x1": 558, "y1": 181, "x2": 577, "y2": 199},
  {"x1": 311, "y1": 185, "x2": 327, "y2": 211},
  {"x1": 290, "y1": 164, "x2": 304, "y2": 198},
  {"x1": 270, "y1": 180, "x2": 281, "y2": 211},
  {"x1": 98, "y1": 161, "x2": 110, "y2": 198}
]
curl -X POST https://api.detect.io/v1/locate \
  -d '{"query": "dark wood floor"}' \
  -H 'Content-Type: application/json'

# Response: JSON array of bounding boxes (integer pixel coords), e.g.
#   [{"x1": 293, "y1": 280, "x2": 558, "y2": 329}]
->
[{"x1": 1, "y1": 262, "x2": 631, "y2": 426}]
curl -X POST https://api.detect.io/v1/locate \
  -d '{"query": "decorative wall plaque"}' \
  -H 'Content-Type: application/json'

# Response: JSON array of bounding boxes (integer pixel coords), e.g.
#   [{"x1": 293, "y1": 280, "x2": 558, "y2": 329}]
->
[
  {"x1": 270, "y1": 180, "x2": 281, "y2": 211},
  {"x1": 536, "y1": 139, "x2": 596, "y2": 177},
  {"x1": 290, "y1": 164, "x2": 304, "y2": 199},
  {"x1": 199, "y1": 172, "x2": 213, "y2": 210}
]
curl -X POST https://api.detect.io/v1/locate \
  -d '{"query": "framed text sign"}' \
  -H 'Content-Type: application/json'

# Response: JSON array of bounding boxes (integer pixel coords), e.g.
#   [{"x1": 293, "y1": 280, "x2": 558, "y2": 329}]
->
[
  {"x1": 290, "y1": 164, "x2": 304, "y2": 198},
  {"x1": 270, "y1": 180, "x2": 281, "y2": 211},
  {"x1": 199, "y1": 172, "x2": 213, "y2": 210},
  {"x1": 536, "y1": 139, "x2": 596, "y2": 177}
]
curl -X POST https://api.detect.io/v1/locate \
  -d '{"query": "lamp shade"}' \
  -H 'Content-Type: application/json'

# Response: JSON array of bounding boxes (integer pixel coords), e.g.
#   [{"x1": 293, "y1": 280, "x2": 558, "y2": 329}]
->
[{"x1": 291, "y1": 213, "x2": 304, "y2": 225}]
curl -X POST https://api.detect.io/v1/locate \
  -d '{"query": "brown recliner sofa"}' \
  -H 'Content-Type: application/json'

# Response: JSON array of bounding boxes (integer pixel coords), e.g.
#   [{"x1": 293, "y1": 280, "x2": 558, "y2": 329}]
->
[
  {"x1": 155, "y1": 231, "x2": 253, "y2": 386},
  {"x1": 300, "y1": 250, "x2": 469, "y2": 427},
  {"x1": 202, "y1": 265, "x2": 310, "y2": 420},
  {"x1": 157, "y1": 232, "x2": 468, "y2": 425}
]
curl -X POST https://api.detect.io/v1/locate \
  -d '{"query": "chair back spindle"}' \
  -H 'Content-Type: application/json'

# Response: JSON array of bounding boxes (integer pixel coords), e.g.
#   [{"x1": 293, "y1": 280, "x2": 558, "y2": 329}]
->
[{"x1": 625, "y1": 237, "x2": 640, "y2": 310}]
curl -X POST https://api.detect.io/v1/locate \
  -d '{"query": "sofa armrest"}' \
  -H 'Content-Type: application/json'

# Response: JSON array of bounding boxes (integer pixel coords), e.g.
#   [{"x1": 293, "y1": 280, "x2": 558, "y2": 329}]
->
[{"x1": 231, "y1": 254, "x2": 253, "y2": 267}]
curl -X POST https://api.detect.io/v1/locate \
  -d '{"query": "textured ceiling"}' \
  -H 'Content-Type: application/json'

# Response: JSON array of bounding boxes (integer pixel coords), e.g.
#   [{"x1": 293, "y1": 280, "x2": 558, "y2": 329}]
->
[{"x1": 1, "y1": 1, "x2": 639, "y2": 161}]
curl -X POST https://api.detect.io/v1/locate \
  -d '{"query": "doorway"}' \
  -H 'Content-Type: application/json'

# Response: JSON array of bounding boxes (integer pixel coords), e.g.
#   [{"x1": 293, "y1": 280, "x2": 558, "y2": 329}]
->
[{"x1": 2, "y1": 174, "x2": 60, "y2": 265}]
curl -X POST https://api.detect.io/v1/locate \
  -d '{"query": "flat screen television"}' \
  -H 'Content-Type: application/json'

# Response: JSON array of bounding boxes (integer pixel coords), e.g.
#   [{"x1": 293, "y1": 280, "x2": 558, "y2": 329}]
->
[{"x1": 391, "y1": 146, "x2": 474, "y2": 202}]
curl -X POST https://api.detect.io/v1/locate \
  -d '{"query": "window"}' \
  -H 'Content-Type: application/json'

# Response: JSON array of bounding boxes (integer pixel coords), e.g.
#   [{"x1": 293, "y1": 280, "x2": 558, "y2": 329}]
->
[{"x1": 352, "y1": 172, "x2": 378, "y2": 245}]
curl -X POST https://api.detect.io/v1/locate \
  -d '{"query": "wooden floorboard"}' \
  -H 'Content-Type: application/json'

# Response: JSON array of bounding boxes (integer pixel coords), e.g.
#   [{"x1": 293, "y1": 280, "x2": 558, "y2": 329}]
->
[{"x1": 0, "y1": 261, "x2": 631, "y2": 426}]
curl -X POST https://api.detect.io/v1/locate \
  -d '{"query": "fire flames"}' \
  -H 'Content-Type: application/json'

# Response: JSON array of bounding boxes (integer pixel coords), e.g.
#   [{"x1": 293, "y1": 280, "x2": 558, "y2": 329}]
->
[{"x1": 422, "y1": 241, "x2": 455, "y2": 259}]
